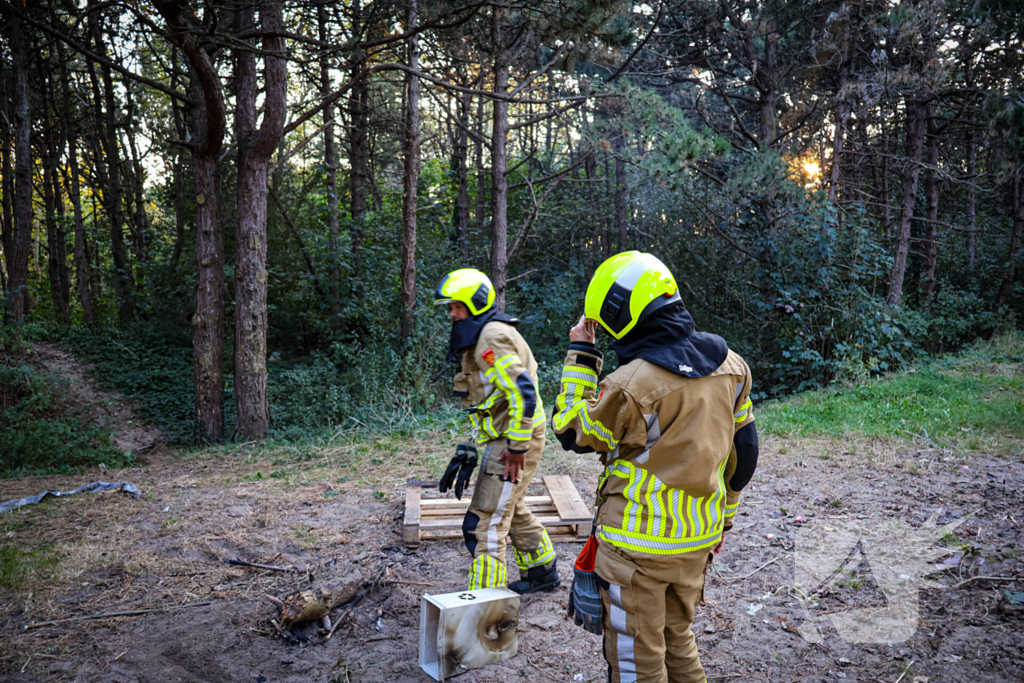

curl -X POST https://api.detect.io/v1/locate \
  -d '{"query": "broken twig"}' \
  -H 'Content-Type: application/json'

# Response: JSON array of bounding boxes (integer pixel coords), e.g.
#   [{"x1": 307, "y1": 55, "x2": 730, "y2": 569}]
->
[
  {"x1": 952, "y1": 575, "x2": 1020, "y2": 589},
  {"x1": 24, "y1": 601, "x2": 212, "y2": 630},
  {"x1": 385, "y1": 579, "x2": 435, "y2": 587},
  {"x1": 738, "y1": 557, "x2": 780, "y2": 580},
  {"x1": 224, "y1": 559, "x2": 296, "y2": 572},
  {"x1": 325, "y1": 594, "x2": 364, "y2": 641}
]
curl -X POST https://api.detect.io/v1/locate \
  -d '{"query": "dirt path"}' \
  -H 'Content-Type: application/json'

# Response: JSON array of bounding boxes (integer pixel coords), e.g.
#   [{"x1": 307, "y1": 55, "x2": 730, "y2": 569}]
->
[
  {"x1": 28, "y1": 342, "x2": 162, "y2": 455},
  {"x1": 1, "y1": 433, "x2": 1022, "y2": 682}
]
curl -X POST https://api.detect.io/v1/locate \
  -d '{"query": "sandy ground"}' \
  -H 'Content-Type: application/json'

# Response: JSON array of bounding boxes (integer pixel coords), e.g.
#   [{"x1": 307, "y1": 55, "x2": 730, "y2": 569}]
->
[{"x1": 1, "y1": 349, "x2": 1022, "y2": 682}]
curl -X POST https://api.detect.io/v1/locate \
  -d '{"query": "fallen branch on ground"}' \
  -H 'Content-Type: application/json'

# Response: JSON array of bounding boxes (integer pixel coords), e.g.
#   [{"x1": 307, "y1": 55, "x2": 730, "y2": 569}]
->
[
  {"x1": 385, "y1": 579, "x2": 434, "y2": 587},
  {"x1": 738, "y1": 557, "x2": 781, "y2": 580},
  {"x1": 24, "y1": 601, "x2": 213, "y2": 630},
  {"x1": 952, "y1": 575, "x2": 1020, "y2": 589},
  {"x1": 325, "y1": 594, "x2": 364, "y2": 641},
  {"x1": 225, "y1": 558, "x2": 296, "y2": 572}
]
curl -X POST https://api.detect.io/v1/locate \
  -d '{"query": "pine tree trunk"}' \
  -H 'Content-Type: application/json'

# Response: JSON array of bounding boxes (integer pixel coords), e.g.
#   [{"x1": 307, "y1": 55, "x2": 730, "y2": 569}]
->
[
  {"x1": 59, "y1": 40, "x2": 95, "y2": 324},
  {"x1": 454, "y1": 86, "x2": 471, "y2": 259},
  {"x1": 475, "y1": 89, "x2": 486, "y2": 235},
  {"x1": 124, "y1": 100, "x2": 150, "y2": 264},
  {"x1": 613, "y1": 131, "x2": 628, "y2": 250},
  {"x1": 4, "y1": 8, "x2": 32, "y2": 320},
  {"x1": 757, "y1": 25, "x2": 779, "y2": 147},
  {"x1": 996, "y1": 174, "x2": 1023, "y2": 307},
  {"x1": 965, "y1": 128, "x2": 978, "y2": 270},
  {"x1": 53, "y1": 158, "x2": 71, "y2": 314},
  {"x1": 0, "y1": 69, "x2": 12, "y2": 288},
  {"x1": 233, "y1": 0, "x2": 286, "y2": 440},
  {"x1": 42, "y1": 116, "x2": 71, "y2": 325},
  {"x1": 318, "y1": 3, "x2": 342, "y2": 320},
  {"x1": 886, "y1": 99, "x2": 928, "y2": 306},
  {"x1": 169, "y1": 89, "x2": 189, "y2": 269},
  {"x1": 828, "y1": 64, "x2": 850, "y2": 206},
  {"x1": 92, "y1": 24, "x2": 134, "y2": 320},
  {"x1": 153, "y1": 0, "x2": 228, "y2": 440},
  {"x1": 920, "y1": 113, "x2": 940, "y2": 301},
  {"x1": 192, "y1": 147, "x2": 225, "y2": 439},
  {"x1": 880, "y1": 111, "x2": 892, "y2": 241},
  {"x1": 66, "y1": 134, "x2": 95, "y2": 325},
  {"x1": 88, "y1": 193, "x2": 103, "y2": 307},
  {"x1": 399, "y1": 0, "x2": 420, "y2": 340},
  {"x1": 349, "y1": 0, "x2": 369, "y2": 281},
  {"x1": 490, "y1": 5, "x2": 510, "y2": 311}
]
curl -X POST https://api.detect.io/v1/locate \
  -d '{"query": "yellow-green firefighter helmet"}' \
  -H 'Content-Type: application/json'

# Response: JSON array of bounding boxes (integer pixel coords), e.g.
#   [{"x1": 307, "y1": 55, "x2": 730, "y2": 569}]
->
[
  {"x1": 584, "y1": 251, "x2": 680, "y2": 339},
  {"x1": 433, "y1": 268, "x2": 495, "y2": 316}
]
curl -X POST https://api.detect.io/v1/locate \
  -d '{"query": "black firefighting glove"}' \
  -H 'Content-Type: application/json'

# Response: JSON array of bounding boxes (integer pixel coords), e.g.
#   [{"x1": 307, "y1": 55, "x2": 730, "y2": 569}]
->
[
  {"x1": 439, "y1": 442, "x2": 478, "y2": 500},
  {"x1": 567, "y1": 570, "x2": 602, "y2": 635}
]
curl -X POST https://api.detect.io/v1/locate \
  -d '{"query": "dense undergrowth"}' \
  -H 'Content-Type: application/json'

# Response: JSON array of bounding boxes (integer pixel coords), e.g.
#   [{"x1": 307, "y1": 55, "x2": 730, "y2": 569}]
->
[
  {"x1": 2, "y1": 321, "x2": 1021, "y2": 480},
  {"x1": 0, "y1": 327, "x2": 128, "y2": 478}
]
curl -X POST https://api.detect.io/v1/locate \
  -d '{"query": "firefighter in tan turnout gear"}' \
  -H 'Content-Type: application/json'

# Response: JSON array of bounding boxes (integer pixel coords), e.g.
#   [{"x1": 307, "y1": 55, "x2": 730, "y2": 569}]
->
[
  {"x1": 434, "y1": 268, "x2": 559, "y2": 594},
  {"x1": 556, "y1": 252, "x2": 759, "y2": 683}
]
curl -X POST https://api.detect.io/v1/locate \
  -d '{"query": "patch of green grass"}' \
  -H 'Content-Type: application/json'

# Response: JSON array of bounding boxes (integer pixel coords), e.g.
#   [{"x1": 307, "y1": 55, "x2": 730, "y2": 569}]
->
[
  {"x1": 0, "y1": 544, "x2": 61, "y2": 589},
  {"x1": 759, "y1": 333, "x2": 1024, "y2": 453},
  {"x1": 291, "y1": 525, "x2": 320, "y2": 548}
]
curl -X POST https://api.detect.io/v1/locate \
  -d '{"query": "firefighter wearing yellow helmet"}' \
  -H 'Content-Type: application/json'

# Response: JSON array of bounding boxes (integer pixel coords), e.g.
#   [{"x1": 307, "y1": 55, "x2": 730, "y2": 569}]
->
[
  {"x1": 433, "y1": 268, "x2": 559, "y2": 594},
  {"x1": 555, "y1": 252, "x2": 759, "y2": 682}
]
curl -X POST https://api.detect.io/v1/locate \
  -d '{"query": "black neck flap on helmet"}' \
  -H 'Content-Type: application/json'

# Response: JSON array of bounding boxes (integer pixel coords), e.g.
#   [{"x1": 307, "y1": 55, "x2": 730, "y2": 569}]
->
[
  {"x1": 445, "y1": 308, "x2": 519, "y2": 366},
  {"x1": 610, "y1": 300, "x2": 727, "y2": 378}
]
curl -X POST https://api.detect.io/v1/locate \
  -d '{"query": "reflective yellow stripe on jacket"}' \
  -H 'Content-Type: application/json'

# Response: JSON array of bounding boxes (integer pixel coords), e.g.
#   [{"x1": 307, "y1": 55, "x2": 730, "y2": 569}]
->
[
  {"x1": 472, "y1": 353, "x2": 545, "y2": 443},
  {"x1": 553, "y1": 364, "x2": 618, "y2": 451},
  {"x1": 599, "y1": 460, "x2": 727, "y2": 555},
  {"x1": 484, "y1": 353, "x2": 544, "y2": 441}
]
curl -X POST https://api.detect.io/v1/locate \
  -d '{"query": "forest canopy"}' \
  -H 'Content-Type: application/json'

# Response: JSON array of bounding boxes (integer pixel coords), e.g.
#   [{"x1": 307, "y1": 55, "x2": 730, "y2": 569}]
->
[{"x1": 1, "y1": 0, "x2": 1022, "y2": 446}]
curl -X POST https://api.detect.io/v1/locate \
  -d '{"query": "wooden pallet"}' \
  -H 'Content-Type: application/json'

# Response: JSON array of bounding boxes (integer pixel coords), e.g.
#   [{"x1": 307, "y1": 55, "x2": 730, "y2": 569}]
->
[{"x1": 403, "y1": 475, "x2": 592, "y2": 549}]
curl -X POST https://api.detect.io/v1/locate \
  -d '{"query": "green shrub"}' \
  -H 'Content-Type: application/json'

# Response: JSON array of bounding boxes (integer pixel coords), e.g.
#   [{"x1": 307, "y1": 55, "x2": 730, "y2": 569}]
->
[{"x1": 0, "y1": 343, "x2": 125, "y2": 477}]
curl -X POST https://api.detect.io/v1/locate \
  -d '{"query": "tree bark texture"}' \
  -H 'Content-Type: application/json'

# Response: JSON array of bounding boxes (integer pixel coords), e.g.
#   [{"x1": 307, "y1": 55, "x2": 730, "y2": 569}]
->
[
  {"x1": 920, "y1": 113, "x2": 940, "y2": 301},
  {"x1": 490, "y1": 5, "x2": 510, "y2": 311},
  {"x1": 996, "y1": 174, "x2": 1024, "y2": 308},
  {"x1": 4, "y1": 8, "x2": 32, "y2": 320},
  {"x1": 399, "y1": 0, "x2": 420, "y2": 340},
  {"x1": 317, "y1": 3, "x2": 342, "y2": 320},
  {"x1": 153, "y1": 0, "x2": 229, "y2": 440},
  {"x1": 886, "y1": 99, "x2": 927, "y2": 306},
  {"x1": 233, "y1": 0, "x2": 287, "y2": 439}
]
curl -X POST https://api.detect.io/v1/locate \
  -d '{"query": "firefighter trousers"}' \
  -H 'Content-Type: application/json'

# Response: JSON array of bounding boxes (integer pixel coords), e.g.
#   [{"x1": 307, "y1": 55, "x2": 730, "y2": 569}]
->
[
  {"x1": 462, "y1": 425, "x2": 555, "y2": 589},
  {"x1": 595, "y1": 541, "x2": 711, "y2": 683}
]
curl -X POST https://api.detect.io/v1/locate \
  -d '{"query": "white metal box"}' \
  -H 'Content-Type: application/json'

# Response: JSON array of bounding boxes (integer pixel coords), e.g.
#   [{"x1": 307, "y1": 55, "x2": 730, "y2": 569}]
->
[{"x1": 419, "y1": 587, "x2": 521, "y2": 681}]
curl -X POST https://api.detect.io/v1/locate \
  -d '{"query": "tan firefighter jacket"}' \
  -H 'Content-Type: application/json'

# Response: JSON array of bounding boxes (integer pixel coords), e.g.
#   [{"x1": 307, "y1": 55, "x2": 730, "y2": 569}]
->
[
  {"x1": 553, "y1": 342, "x2": 754, "y2": 555},
  {"x1": 454, "y1": 320, "x2": 545, "y2": 449}
]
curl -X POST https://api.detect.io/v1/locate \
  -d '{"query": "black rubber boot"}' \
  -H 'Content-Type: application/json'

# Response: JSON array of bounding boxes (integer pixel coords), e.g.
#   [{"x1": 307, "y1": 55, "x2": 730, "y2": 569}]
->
[{"x1": 508, "y1": 558, "x2": 561, "y2": 595}]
